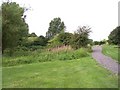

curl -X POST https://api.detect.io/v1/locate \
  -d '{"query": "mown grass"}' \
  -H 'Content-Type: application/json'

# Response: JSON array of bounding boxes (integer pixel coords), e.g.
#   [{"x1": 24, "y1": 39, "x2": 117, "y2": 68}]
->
[
  {"x1": 102, "y1": 45, "x2": 120, "y2": 63},
  {"x1": 2, "y1": 57, "x2": 118, "y2": 88},
  {"x1": 0, "y1": 67, "x2": 2, "y2": 89},
  {"x1": 3, "y1": 48, "x2": 89, "y2": 66}
]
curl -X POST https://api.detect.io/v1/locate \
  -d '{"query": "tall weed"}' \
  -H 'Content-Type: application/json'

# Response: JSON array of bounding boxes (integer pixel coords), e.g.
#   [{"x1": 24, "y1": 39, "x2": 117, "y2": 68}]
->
[{"x1": 3, "y1": 48, "x2": 89, "y2": 66}]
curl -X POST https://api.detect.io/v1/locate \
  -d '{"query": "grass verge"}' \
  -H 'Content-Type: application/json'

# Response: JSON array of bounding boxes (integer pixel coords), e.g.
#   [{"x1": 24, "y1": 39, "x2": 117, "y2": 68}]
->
[
  {"x1": 2, "y1": 57, "x2": 118, "y2": 88},
  {"x1": 102, "y1": 45, "x2": 120, "y2": 63}
]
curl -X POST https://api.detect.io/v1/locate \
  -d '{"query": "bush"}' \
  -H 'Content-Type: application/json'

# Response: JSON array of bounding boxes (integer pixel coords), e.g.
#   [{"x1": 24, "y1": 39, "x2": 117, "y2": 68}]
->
[{"x1": 74, "y1": 48, "x2": 89, "y2": 58}]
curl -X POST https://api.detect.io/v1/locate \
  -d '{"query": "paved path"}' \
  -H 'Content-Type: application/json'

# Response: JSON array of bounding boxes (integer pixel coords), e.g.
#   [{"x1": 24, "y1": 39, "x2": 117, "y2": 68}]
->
[{"x1": 92, "y1": 45, "x2": 119, "y2": 74}]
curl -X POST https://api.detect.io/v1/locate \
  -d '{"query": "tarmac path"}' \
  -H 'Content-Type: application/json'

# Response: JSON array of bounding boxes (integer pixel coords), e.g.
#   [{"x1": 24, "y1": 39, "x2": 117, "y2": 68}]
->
[{"x1": 92, "y1": 45, "x2": 119, "y2": 74}]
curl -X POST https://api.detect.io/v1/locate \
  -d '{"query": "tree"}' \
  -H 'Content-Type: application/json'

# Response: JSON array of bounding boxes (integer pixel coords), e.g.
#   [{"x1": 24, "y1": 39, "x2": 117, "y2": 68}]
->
[
  {"x1": 47, "y1": 34, "x2": 62, "y2": 47},
  {"x1": 93, "y1": 41, "x2": 100, "y2": 45},
  {"x1": 33, "y1": 35, "x2": 48, "y2": 46},
  {"x1": 46, "y1": 17, "x2": 66, "y2": 39},
  {"x1": 108, "y1": 26, "x2": 120, "y2": 45},
  {"x1": 0, "y1": 8, "x2": 2, "y2": 48},
  {"x1": 88, "y1": 39, "x2": 93, "y2": 45},
  {"x1": 2, "y1": 2, "x2": 29, "y2": 53},
  {"x1": 71, "y1": 26, "x2": 91, "y2": 49},
  {"x1": 28, "y1": 32, "x2": 37, "y2": 37},
  {"x1": 99, "y1": 39, "x2": 107, "y2": 45},
  {"x1": 57, "y1": 32, "x2": 73, "y2": 46}
]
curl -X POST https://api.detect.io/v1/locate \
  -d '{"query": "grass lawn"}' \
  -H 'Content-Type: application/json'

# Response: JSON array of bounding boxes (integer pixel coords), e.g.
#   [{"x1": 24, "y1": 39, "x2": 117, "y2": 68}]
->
[
  {"x1": 0, "y1": 67, "x2": 2, "y2": 89},
  {"x1": 102, "y1": 45, "x2": 120, "y2": 63},
  {"x1": 2, "y1": 57, "x2": 118, "y2": 88}
]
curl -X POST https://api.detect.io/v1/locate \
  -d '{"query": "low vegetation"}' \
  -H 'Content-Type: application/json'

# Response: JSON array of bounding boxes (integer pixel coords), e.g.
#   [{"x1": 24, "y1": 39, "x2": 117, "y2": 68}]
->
[
  {"x1": 3, "y1": 47, "x2": 90, "y2": 67},
  {"x1": 2, "y1": 1, "x2": 119, "y2": 88},
  {"x1": 102, "y1": 45, "x2": 120, "y2": 63},
  {"x1": 3, "y1": 57, "x2": 118, "y2": 88}
]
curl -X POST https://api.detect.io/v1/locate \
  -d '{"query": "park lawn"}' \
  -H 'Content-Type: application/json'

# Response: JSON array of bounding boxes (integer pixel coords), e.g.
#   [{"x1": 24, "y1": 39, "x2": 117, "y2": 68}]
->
[
  {"x1": 2, "y1": 57, "x2": 118, "y2": 88},
  {"x1": 102, "y1": 45, "x2": 120, "y2": 63},
  {"x1": 0, "y1": 67, "x2": 2, "y2": 89}
]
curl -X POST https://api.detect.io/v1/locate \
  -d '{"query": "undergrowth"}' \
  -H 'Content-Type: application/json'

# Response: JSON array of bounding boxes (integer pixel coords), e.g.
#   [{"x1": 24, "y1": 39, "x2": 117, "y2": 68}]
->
[{"x1": 3, "y1": 48, "x2": 90, "y2": 66}]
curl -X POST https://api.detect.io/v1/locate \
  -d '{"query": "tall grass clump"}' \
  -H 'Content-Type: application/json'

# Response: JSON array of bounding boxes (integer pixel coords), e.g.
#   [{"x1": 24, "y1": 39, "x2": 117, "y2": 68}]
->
[
  {"x1": 74, "y1": 48, "x2": 89, "y2": 58},
  {"x1": 3, "y1": 48, "x2": 89, "y2": 66}
]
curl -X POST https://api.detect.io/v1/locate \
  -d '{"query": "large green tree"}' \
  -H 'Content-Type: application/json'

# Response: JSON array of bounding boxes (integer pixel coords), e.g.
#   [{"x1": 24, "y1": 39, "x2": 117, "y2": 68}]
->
[
  {"x1": 2, "y1": 2, "x2": 28, "y2": 53},
  {"x1": 71, "y1": 26, "x2": 91, "y2": 49},
  {"x1": 0, "y1": 8, "x2": 2, "y2": 48},
  {"x1": 46, "y1": 17, "x2": 66, "y2": 39},
  {"x1": 108, "y1": 26, "x2": 120, "y2": 45}
]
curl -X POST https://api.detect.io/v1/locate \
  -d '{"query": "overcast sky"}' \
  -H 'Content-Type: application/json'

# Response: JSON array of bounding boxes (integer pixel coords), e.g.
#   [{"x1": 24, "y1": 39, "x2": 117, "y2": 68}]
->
[{"x1": 2, "y1": 0, "x2": 119, "y2": 41}]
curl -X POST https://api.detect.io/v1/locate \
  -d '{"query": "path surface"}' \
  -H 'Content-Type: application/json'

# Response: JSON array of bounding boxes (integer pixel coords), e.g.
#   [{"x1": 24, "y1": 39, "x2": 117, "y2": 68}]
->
[{"x1": 92, "y1": 45, "x2": 120, "y2": 74}]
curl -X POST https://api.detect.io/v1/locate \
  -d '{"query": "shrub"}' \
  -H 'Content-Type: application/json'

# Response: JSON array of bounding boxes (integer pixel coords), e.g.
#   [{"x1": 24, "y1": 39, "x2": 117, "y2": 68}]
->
[{"x1": 74, "y1": 48, "x2": 89, "y2": 58}]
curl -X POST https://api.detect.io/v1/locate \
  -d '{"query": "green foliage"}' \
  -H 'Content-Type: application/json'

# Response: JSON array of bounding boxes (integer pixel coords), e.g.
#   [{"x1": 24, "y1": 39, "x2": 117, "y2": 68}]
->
[
  {"x1": 93, "y1": 40, "x2": 106, "y2": 45},
  {"x1": 86, "y1": 46, "x2": 93, "y2": 53},
  {"x1": 93, "y1": 41, "x2": 100, "y2": 45},
  {"x1": 73, "y1": 48, "x2": 89, "y2": 58},
  {"x1": 2, "y1": 2, "x2": 28, "y2": 53},
  {"x1": 48, "y1": 34, "x2": 62, "y2": 47},
  {"x1": 34, "y1": 35, "x2": 48, "y2": 46},
  {"x1": 108, "y1": 26, "x2": 120, "y2": 45},
  {"x1": 19, "y1": 36, "x2": 38, "y2": 49},
  {"x1": 88, "y1": 39, "x2": 93, "y2": 45},
  {"x1": 46, "y1": 17, "x2": 66, "y2": 39},
  {"x1": 23, "y1": 35, "x2": 48, "y2": 47},
  {"x1": 48, "y1": 32, "x2": 73, "y2": 48},
  {"x1": 99, "y1": 40, "x2": 106, "y2": 45},
  {"x1": 28, "y1": 32, "x2": 37, "y2": 37},
  {"x1": 0, "y1": 9, "x2": 2, "y2": 48},
  {"x1": 71, "y1": 26, "x2": 91, "y2": 49},
  {"x1": 57, "y1": 32, "x2": 73, "y2": 45},
  {"x1": 3, "y1": 48, "x2": 89, "y2": 66}
]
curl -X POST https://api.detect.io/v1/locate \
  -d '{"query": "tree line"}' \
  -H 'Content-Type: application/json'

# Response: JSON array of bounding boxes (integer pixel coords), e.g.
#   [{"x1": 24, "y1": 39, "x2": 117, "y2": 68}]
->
[
  {"x1": 2, "y1": 1, "x2": 119, "y2": 55},
  {"x1": 2, "y1": 2, "x2": 92, "y2": 54},
  {"x1": 93, "y1": 27, "x2": 120, "y2": 46}
]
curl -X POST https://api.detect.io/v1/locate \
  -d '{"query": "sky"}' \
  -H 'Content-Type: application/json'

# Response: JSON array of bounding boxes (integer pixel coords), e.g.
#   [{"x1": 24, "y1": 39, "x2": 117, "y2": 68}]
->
[{"x1": 2, "y1": 0, "x2": 119, "y2": 41}]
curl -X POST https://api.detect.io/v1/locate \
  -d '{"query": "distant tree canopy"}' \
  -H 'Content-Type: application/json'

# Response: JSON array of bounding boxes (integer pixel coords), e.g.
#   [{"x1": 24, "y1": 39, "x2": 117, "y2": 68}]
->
[
  {"x1": 2, "y1": 2, "x2": 29, "y2": 53},
  {"x1": 33, "y1": 35, "x2": 48, "y2": 46},
  {"x1": 24, "y1": 35, "x2": 48, "y2": 47},
  {"x1": 28, "y1": 32, "x2": 37, "y2": 37},
  {"x1": 93, "y1": 41, "x2": 99, "y2": 45},
  {"x1": 71, "y1": 26, "x2": 91, "y2": 49},
  {"x1": 46, "y1": 17, "x2": 66, "y2": 39},
  {"x1": 99, "y1": 39, "x2": 107, "y2": 45},
  {"x1": 108, "y1": 26, "x2": 120, "y2": 45},
  {"x1": 93, "y1": 39, "x2": 107, "y2": 45}
]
